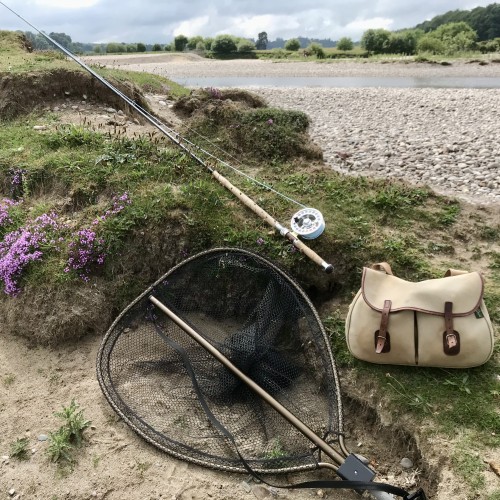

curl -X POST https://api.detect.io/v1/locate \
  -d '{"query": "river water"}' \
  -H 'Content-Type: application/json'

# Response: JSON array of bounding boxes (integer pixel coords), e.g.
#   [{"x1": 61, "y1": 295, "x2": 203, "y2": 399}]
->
[{"x1": 172, "y1": 76, "x2": 500, "y2": 89}]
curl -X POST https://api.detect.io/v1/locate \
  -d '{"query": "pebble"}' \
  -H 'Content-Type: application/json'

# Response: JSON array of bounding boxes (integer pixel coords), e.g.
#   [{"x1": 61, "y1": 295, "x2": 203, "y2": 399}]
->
[
  {"x1": 106, "y1": 107, "x2": 117, "y2": 113},
  {"x1": 255, "y1": 87, "x2": 500, "y2": 206},
  {"x1": 240, "y1": 481, "x2": 252, "y2": 493},
  {"x1": 400, "y1": 457, "x2": 414, "y2": 469},
  {"x1": 33, "y1": 125, "x2": 47, "y2": 130},
  {"x1": 8, "y1": 489, "x2": 16, "y2": 497},
  {"x1": 251, "y1": 485, "x2": 272, "y2": 499},
  {"x1": 38, "y1": 434, "x2": 48, "y2": 441}
]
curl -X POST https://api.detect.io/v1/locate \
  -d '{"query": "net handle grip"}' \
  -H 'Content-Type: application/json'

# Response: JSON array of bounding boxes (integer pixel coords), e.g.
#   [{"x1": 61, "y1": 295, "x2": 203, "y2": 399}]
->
[{"x1": 149, "y1": 294, "x2": 345, "y2": 466}]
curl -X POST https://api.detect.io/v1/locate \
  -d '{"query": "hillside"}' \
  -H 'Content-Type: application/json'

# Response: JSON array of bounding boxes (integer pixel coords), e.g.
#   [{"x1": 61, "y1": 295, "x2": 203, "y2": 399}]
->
[{"x1": 416, "y1": 2, "x2": 500, "y2": 40}]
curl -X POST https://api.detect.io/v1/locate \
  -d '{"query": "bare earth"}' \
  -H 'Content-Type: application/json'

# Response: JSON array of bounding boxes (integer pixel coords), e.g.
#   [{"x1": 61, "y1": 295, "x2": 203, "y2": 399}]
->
[{"x1": 2, "y1": 54, "x2": 500, "y2": 500}]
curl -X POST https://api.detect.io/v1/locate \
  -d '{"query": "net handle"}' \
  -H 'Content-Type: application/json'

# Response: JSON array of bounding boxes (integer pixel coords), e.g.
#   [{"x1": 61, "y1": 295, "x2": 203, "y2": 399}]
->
[{"x1": 148, "y1": 294, "x2": 345, "y2": 467}]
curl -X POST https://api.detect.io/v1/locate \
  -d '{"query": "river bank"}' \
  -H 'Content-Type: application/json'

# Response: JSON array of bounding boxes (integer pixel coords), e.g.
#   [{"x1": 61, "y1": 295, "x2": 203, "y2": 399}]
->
[{"x1": 84, "y1": 54, "x2": 500, "y2": 207}]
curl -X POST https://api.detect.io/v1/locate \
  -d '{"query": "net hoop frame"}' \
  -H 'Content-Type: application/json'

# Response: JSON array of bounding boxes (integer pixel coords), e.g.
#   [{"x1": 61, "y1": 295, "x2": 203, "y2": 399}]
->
[{"x1": 97, "y1": 247, "x2": 345, "y2": 474}]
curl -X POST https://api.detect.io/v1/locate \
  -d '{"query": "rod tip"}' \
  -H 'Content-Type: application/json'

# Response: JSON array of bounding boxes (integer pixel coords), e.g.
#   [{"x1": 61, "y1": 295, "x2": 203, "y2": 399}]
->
[{"x1": 324, "y1": 264, "x2": 334, "y2": 274}]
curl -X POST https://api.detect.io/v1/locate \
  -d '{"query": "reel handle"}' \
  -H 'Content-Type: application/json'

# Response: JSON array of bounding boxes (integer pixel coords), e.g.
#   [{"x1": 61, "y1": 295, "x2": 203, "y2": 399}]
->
[
  {"x1": 284, "y1": 231, "x2": 334, "y2": 273},
  {"x1": 212, "y1": 170, "x2": 334, "y2": 273}
]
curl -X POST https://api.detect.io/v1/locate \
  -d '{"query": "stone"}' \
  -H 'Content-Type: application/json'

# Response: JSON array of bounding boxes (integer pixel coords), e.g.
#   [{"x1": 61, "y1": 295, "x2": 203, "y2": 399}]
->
[
  {"x1": 240, "y1": 481, "x2": 252, "y2": 493},
  {"x1": 251, "y1": 485, "x2": 272, "y2": 498},
  {"x1": 38, "y1": 434, "x2": 48, "y2": 441},
  {"x1": 400, "y1": 457, "x2": 413, "y2": 469}
]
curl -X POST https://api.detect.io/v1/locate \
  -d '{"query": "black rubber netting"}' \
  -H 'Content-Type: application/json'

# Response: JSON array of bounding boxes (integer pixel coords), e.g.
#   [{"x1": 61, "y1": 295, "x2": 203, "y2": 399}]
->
[{"x1": 97, "y1": 248, "x2": 344, "y2": 474}]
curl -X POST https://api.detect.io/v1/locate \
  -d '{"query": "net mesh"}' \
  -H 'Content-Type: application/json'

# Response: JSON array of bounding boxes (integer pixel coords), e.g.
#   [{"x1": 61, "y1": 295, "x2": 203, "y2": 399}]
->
[{"x1": 97, "y1": 248, "x2": 343, "y2": 474}]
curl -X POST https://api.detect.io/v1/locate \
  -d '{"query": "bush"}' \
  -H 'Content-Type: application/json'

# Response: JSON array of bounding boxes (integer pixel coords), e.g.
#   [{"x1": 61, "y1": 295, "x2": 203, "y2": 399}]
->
[
  {"x1": 211, "y1": 34, "x2": 237, "y2": 54},
  {"x1": 308, "y1": 43, "x2": 325, "y2": 59},
  {"x1": 336, "y1": 37, "x2": 354, "y2": 51},
  {"x1": 417, "y1": 35, "x2": 446, "y2": 55},
  {"x1": 152, "y1": 43, "x2": 163, "y2": 51},
  {"x1": 237, "y1": 39, "x2": 255, "y2": 53},
  {"x1": 285, "y1": 38, "x2": 301, "y2": 51}
]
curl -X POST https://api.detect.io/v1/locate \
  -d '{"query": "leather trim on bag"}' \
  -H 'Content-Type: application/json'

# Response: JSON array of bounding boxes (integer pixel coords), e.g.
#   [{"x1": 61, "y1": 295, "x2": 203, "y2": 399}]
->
[
  {"x1": 360, "y1": 268, "x2": 484, "y2": 316},
  {"x1": 375, "y1": 299, "x2": 392, "y2": 353},
  {"x1": 443, "y1": 301, "x2": 460, "y2": 355},
  {"x1": 414, "y1": 311, "x2": 419, "y2": 365}
]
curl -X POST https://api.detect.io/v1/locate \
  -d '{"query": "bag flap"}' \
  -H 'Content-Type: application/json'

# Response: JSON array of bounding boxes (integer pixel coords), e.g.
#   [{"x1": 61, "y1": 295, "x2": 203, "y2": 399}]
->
[{"x1": 361, "y1": 267, "x2": 484, "y2": 316}]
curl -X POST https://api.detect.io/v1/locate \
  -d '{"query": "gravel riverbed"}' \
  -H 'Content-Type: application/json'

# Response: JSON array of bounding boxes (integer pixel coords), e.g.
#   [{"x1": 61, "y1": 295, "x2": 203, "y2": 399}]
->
[{"x1": 254, "y1": 86, "x2": 500, "y2": 206}]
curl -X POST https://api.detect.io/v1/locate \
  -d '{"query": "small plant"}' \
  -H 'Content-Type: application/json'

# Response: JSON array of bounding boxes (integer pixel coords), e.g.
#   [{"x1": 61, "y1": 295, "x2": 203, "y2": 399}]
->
[
  {"x1": 3, "y1": 373, "x2": 16, "y2": 386},
  {"x1": 47, "y1": 427, "x2": 73, "y2": 463},
  {"x1": 136, "y1": 460, "x2": 152, "y2": 478},
  {"x1": 10, "y1": 437, "x2": 29, "y2": 460},
  {"x1": 54, "y1": 399, "x2": 91, "y2": 446},
  {"x1": 46, "y1": 400, "x2": 91, "y2": 465},
  {"x1": 443, "y1": 373, "x2": 472, "y2": 394},
  {"x1": 0, "y1": 211, "x2": 66, "y2": 295},
  {"x1": 264, "y1": 438, "x2": 287, "y2": 459}
]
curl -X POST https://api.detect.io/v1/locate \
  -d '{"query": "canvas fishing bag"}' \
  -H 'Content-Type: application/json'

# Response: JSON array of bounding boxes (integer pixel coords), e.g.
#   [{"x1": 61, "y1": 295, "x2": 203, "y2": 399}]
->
[{"x1": 345, "y1": 263, "x2": 495, "y2": 368}]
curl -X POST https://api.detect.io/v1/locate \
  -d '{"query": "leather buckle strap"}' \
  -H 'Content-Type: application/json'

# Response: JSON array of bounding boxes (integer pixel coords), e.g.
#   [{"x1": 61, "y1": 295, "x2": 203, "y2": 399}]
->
[
  {"x1": 375, "y1": 299, "x2": 392, "y2": 354},
  {"x1": 443, "y1": 301, "x2": 460, "y2": 355}
]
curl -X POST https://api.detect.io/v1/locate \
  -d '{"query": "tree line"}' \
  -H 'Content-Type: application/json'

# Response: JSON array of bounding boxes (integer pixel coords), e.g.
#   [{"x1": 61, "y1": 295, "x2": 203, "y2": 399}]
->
[
  {"x1": 415, "y1": 2, "x2": 500, "y2": 41},
  {"x1": 17, "y1": 2, "x2": 500, "y2": 57}
]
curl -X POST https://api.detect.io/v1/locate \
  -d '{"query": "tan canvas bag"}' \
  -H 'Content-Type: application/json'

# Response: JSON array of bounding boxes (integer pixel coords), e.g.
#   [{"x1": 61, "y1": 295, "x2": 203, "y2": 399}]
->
[{"x1": 345, "y1": 263, "x2": 495, "y2": 368}]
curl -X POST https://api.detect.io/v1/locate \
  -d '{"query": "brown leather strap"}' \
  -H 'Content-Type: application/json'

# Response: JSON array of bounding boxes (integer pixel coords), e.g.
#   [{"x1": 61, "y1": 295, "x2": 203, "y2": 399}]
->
[
  {"x1": 371, "y1": 262, "x2": 393, "y2": 275},
  {"x1": 375, "y1": 299, "x2": 392, "y2": 353},
  {"x1": 445, "y1": 268, "x2": 469, "y2": 277},
  {"x1": 443, "y1": 301, "x2": 460, "y2": 355}
]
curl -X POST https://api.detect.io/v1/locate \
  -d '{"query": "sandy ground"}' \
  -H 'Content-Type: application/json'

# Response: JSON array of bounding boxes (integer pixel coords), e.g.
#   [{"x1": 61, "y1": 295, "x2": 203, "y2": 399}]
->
[{"x1": 2, "y1": 54, "x2": 500, "y2": 500}]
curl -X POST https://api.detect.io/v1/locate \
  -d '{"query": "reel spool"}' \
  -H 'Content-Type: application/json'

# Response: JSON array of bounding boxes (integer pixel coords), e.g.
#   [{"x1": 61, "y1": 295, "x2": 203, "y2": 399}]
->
[{"x1": 290, "y1": 208, "x2": 325, "y2": 240}]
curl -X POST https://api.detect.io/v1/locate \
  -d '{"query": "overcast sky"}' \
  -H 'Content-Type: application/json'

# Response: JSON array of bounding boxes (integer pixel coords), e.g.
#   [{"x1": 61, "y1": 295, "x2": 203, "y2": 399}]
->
[{"x1": 1, "y1": 0, "x2": 495, "y2": 44}]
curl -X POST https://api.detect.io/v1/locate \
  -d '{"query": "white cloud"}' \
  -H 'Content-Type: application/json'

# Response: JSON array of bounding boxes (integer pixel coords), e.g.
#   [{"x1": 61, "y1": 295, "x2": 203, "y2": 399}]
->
[
  {"x1": 223, "y1": 14, "x2": 301, "y2": 38},
  {"x1": 341, "y1": 17, "x2": 394, "y2": 38},
  {"x1": 34, "y1": 0, "x2": 99, "y2": 8},
  {"x1": 173, "y1": 16, "x2": 210, "y2": 37}
]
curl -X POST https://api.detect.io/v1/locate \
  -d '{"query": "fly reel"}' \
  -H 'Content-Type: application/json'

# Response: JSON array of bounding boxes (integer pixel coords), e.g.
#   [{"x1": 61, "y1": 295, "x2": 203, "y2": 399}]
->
[{"x1": 290, "y1": 208, "x2": 325, "y2": 240}]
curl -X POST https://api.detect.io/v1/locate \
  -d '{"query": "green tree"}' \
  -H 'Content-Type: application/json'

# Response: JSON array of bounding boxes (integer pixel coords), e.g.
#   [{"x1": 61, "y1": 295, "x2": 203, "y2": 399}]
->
[
  {"x1": 417, "y1": 35, "x2": 446, "y2": 54},
  {"x1": 106, "y1": 42, "x2": 126, "y2": 53},
  {"x1": 416, "y1": 3, "x2": 500, "y2": 41},
  {"x1": 204, "y1": 37, "x2": 214, "y2": 50},
  {"x1": 284, "y1": 38, "x2": 301, "y2": 51},
  {"x1": 256, "y1": 31, "x2": 268, "y2": 50},
  {"x1": 361, "y1": 28, "x2": 391, "y2": 53},
  {"x1": 336, "y1": 37, "x2": 354, "y2": 51},
  {"x1": 93, "y1": 45, "x2": 101, "y2": 54},
  {"x1": 308, "y1": 42, "x2": 325, "y2": 58},
  {"x1": 211, "y1": 34, "x2": 237, "y2": 54},
  {"x1": 417, "y1": 22, "x2": 477, "y2": 55},
  {"x1": 49, "y1": 32, "x2": 72, "y2": 49},
  {"x1": 152, "y1": 43, "x2": 163, "y2": 51},
  {"x1": 174, "y1": 34, "x2": 188, "y2": 51},
  {"x1": 137, "y1": 42, "x2": 146, "y2": 52},
  {"x1": 237, "y1": 39, "x2": 256, "y2": 53},
  {"x1": 187, "y1": 35, "x2": 203, "y2": 50}
]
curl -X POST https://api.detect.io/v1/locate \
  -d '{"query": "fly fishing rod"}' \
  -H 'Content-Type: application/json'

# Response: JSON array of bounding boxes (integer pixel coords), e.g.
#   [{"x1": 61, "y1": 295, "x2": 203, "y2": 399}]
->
[{"x1": 1, "y1": 1, "x2": 333, "y2": 273}]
